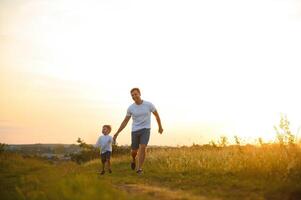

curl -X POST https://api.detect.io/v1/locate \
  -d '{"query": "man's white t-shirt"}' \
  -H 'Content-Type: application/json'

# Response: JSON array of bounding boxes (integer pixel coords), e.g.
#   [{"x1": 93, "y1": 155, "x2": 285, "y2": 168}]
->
[
  {"x1": 95, "y1": 134, "x2": 113, "y2": 153},
  {"x1": 126, "y1": 100, "x2": 156, "y2": 132}
]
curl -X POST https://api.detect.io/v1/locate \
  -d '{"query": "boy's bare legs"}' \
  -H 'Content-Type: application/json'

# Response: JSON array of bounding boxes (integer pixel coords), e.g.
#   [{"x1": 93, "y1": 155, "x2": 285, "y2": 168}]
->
[
  {"x1": 107, "y1": 160, "x2": 112, "y2": 173},
  {"x1": 101, "y1": 160, "x2": 105, "y2": 174},
  {"x1": 107, "y1": 160, "x2": 111, "y2": 170},
  {"x1": 137, "y1": 144, "x2": 146, "y2": 171}
]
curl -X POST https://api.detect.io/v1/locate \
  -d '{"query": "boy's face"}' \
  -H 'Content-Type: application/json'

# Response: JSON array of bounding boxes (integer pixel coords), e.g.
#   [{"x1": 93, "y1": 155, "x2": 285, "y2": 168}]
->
[{"x1": 102, "y1": 127, "x2": 110, "y2": 135}]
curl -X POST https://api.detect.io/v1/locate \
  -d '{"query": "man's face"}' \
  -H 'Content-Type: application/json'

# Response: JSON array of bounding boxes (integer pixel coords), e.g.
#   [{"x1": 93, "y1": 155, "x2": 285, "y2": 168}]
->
[{"x1": 131, "y1": 90, "x2": 141, "y2": 103}]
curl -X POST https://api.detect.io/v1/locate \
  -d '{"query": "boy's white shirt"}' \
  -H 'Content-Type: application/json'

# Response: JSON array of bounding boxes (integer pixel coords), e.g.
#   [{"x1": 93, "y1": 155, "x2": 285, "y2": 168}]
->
[{"x1": 95, "y1": 134, "x2": 113, "y2": 153}]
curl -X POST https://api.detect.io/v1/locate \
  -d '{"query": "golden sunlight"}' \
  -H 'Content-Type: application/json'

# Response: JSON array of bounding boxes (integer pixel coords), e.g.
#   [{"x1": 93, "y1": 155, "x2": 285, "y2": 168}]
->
[{"x1": 1, "y1": 0, "x2": 301, "y2": 145}]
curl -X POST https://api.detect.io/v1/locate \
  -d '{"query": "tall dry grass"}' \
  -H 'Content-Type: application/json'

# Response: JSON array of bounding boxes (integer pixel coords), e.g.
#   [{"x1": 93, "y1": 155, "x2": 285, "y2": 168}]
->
[
  {"x1": 145, "y1": 115, "x2": 301, "y2": 180},
  {"x1": 146, "y1": 144, "x2": 301, "y2": 179}
]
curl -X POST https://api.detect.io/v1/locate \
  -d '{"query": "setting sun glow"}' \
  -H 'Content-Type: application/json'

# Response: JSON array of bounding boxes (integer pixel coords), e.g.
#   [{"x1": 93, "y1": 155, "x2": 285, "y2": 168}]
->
[{"x1": 1, "y1": 0, "x2": 301, "y2": 145}]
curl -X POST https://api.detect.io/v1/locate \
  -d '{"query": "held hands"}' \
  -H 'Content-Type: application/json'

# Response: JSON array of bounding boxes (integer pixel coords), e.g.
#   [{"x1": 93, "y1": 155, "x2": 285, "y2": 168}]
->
[
  {"x1": 158, "y1": 127, "x2": 163, "y2": 134},
  {"x1": 113, "y1": 134, "x2": 118, "y2": 143}
]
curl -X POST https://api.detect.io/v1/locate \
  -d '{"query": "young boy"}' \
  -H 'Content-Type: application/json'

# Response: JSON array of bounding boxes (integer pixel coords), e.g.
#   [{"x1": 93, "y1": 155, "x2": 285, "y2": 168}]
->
[{"x1": 95, "y1": 125, "x2": 113, "y2": 175}]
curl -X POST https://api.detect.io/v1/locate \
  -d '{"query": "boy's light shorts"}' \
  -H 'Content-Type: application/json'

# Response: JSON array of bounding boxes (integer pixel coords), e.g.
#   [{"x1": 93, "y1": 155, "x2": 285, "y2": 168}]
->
[{"x1": 131, "y1": 128, "x2": 150, "y2": 150}]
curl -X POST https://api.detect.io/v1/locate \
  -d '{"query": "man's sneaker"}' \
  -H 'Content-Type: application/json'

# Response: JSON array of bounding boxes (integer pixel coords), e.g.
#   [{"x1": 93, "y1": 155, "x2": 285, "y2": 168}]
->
[
  {"x1": 136, "y1": 169, "x2": 143, "y2": 175},
  {"x1": 131, "y1": 161, "x2": 136, "y2": 170},
  {"x1": 108, "y1": 169, "x2": 112, "y2": 174},
  {"x1": 100, "y1": 170, "x2": 105, "y2": 175}
]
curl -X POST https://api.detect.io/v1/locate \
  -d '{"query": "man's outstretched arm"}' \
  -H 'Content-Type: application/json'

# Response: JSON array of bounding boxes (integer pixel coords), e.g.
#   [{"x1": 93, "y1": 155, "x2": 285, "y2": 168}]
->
[
  {"x1": 152, "y1": 111, "x2": 163, "y2": 134},
  {"x1": 113, "y1": 115, "x2": 131, "y2": 141}
]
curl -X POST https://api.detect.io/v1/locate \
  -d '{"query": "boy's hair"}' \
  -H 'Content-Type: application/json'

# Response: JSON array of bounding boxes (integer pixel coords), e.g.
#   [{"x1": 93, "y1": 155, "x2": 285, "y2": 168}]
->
[
  {"x1": 130, "y1": 88, "x2": 141, "y2": 94},
  {"x1": 103, "y1": 125, "x2": 112, "y2": 132}
]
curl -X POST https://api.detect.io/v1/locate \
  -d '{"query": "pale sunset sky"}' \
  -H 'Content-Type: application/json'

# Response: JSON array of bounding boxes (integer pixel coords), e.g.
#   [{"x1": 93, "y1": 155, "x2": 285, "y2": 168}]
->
[{"x1": 1, "y1": 0, "x2": 301, "y2": 146}]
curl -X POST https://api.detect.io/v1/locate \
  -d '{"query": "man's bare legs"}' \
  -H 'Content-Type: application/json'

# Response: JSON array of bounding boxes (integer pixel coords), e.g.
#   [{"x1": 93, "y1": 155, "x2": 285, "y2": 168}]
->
[
  {"x1": 131, "y1": 149, "x2": 138, "y2": 170},
  {"x1": 137, "y1": 144, "x2": 146, "y2": 171},
  {"x1": 131, "y1": 145, "x2": 146, "y2": 172},
  {"x1": 131, "y1": 149, "x2": 138, "y2": 161}
]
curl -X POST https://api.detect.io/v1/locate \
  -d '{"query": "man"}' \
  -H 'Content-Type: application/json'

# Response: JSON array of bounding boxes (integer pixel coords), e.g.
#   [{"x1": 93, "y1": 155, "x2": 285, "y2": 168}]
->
[{"x1": 113, "y1": 88, "x2": 163, "y2": 175}]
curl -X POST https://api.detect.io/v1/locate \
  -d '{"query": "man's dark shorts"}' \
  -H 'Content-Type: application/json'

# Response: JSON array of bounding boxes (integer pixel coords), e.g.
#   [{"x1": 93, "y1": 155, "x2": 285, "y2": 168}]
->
[
  {"x1": 101, "y1": 151, "x2": 111, "y2": 163},
  {"x1": 131, "y1": 128, "x2": 150, "y2": 150}
]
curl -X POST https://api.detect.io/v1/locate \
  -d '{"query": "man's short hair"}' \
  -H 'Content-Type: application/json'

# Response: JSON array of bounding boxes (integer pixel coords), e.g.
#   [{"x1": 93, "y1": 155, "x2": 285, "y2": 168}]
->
[
  {"x1": 103, "y1": 125, "x2": 112, "y2": 132},
  {"x1": 130, "y1": 88, "x2": 141, "y2": 94}
]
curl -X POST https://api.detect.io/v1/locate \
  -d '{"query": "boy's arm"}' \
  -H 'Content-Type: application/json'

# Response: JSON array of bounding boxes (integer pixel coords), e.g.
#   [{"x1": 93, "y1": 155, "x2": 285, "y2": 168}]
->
[
  {"x1": 152, "y1": 111, "x2": 163, "y2": 134},
  {"x1": 113, "y1": 115, "x2": 131, "y2": 141}
]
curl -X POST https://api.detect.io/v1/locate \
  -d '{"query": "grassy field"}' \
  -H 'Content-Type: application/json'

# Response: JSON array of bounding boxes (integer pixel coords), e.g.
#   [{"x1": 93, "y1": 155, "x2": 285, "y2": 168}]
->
[{"x1": 1, "y1": 143, "x2": 301, "y2": 200}]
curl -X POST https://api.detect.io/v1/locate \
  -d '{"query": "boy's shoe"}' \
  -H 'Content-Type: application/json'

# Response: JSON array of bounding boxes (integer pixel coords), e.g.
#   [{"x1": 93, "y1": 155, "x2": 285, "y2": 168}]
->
[
  {"x1": 131, "y1": 161, "x2": 136, "y2": 170},
  {"x1": 108, "y1": 169, "x2": 112, "y2": 174},
  {"x1": 136, "y1": 169, "x2": 143, "y2": 175},
  {"x1": 100, "y1": 170, "x2": 105, "y2": 175}
]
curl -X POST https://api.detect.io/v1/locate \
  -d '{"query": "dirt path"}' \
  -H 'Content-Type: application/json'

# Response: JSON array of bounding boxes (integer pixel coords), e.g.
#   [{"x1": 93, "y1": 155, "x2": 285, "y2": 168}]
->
[{"x1": 117, "y1": 183, "x2": 220, "y2": 200}]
